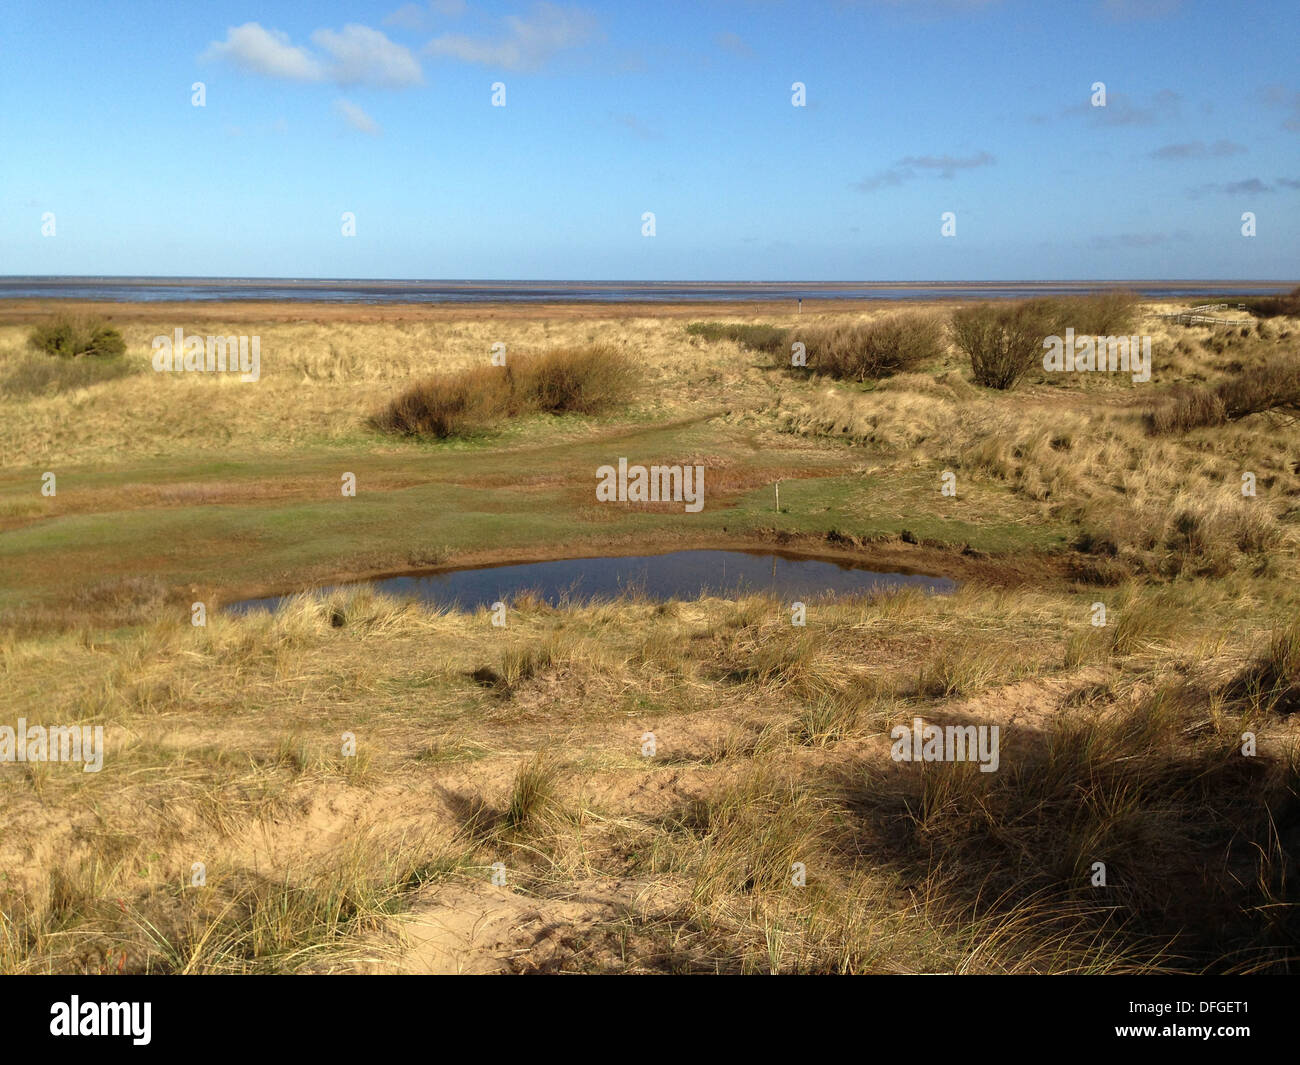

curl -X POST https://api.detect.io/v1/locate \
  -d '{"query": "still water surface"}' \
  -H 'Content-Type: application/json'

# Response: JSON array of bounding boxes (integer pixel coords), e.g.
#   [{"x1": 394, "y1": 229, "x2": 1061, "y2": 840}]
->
[{"x1": 228, "y1": 549, "x2": 957, "y2": 614}]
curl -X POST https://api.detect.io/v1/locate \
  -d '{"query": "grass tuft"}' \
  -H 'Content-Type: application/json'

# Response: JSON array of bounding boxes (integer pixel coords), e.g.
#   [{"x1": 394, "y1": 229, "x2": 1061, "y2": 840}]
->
[
  {"x1": 372, "y1": 344, "x2": 631, "y2": 438},
  {"x1": 791, "y1": 312, "x2": 946, "y2": 382}
]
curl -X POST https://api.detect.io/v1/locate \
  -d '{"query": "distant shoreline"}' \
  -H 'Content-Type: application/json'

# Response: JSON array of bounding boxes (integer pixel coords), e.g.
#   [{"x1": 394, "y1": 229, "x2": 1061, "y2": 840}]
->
[{"x1": 0, "y1": 277, "x2": 1293, "y2": 307}]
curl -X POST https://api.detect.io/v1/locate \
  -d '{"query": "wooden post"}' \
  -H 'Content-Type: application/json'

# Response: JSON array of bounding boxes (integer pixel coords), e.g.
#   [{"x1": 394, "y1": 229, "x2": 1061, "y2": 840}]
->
[{"x1": 775, "y1": 480, "x2": 781, "y2": 513}]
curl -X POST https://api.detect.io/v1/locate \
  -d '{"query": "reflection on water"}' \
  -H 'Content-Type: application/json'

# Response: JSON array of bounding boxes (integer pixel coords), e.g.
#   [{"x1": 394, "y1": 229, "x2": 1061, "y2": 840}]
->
[{"x1": 227, "y1": 549, "x2": 957, "y2": 614}]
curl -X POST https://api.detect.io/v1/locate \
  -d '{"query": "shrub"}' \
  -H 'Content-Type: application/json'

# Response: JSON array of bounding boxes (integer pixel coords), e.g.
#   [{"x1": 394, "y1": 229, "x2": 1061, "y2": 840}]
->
[
  {"x1": 685, "y1": 322, "x2": 789, "y2": 354},
  {"x1": 1146, "y1": 356, "x2": 1300, "y2": 433},
  {"x1": 1237, "y1": 285, "x2": 1300, "y2": 319},
  {"x1": 1216, "y1": 356, "x2": 1300, "y2": 420},
  {"x1": 951, "y1": 301, "x2": 1053, "y2": 390},
  {"x1": 511, "y1": 344, "x2": 633, "y2": 414},
  {"x1": 372, "y1": 365, "x2": 512, "y2": 438},
  {"x1": 1032, "y1": 290, "x2": 1140, "y2": 337},
  {"x1": 28, "y1": 316, "x2": 126, "y2": 359},
  {"x1": 793, "y1": 313, "x2": 946, "y2": 382},
  {"x1": 373, "y1": 344, "x2": 630, "y2": 438}
]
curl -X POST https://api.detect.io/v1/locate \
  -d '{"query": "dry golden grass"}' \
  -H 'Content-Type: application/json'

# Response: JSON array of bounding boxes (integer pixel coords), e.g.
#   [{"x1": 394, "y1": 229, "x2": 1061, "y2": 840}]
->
[
  {"x1": 2, "y1": 297, "x2": 1298, "y2": 974},
  {"x1": 788, "y1": 312, "x2": 947, "y2": 381},
  {"x1": 772, "y1": 312, "x2": 1299, "y2": 579},
  {"x1": 1, "y1": 572, "x2": 1296, "y2": 973},
  {"x1": 371, "y1": 344, "x2": 633, "y2": 437},
  {"x1": 0, "y1": 315, "x2": 744, "y2": 468}
]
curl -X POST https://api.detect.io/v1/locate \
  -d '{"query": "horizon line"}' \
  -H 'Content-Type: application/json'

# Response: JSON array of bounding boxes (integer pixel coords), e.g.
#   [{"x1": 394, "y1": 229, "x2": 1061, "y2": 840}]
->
[{"x1": 2, "y1": 276, "x2": 1297, "y2": 285}]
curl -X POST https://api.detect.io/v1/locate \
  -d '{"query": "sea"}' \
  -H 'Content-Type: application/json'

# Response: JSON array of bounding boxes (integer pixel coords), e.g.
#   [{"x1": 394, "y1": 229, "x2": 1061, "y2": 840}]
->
[{"x1": 0, "y1": 277, "x2": 1292, "y2": 304}]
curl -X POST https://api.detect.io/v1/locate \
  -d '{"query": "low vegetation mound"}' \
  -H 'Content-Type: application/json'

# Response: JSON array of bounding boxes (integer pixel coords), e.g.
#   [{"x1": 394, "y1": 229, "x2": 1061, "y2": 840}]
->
[
  {"x1": 791, "y1": 312, "x2": 946, "y2": 382},
  {"x1": 1238, "y1": 284, "x2": 1300, "y2": 319},
  {"x1": 685, "y1": 321, "x2": 789, "y2": 354},
  {"x1": 688, "y1": 315, "x2": 946, "y2": 382},
  {"x1": 1, "y1": 349, "x2": 138, "y2": 398},
  {"x1": 372, "y1": 344, "x2": 631, "y2": 438},
  {"x1": 3, "y1": 315, "x2": 133, "y2": 397},
  {"x1": 1028, "y1": 289, "x2": 1140, "y2": 337},
  {"x1": 28, "y1": 316, "x2": 126, "y2": 358},
  {"x1": 512, "y1": 344, "x2": 632, "y2": 415},
  {"x1": 1147, "y1": 355, "x2": 1300, "y2": 433}
]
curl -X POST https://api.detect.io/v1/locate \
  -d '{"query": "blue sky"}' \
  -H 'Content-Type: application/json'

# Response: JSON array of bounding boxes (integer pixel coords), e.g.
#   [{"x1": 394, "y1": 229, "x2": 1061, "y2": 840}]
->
[{"x1": 2, "y1": 0, "x2": 1297, "y2": 280}]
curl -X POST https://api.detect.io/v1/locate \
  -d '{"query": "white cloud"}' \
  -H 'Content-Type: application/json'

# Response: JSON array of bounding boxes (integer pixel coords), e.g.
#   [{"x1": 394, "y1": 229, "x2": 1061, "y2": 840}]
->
[
  {"x1": 203, "y1": 23, "x2": 324, "y2": 81},
  {"x1": 335, "y1": 99, "x2": 381, "y2": 135},
  {"x1": 203, "y1": 22, "x2": 422, "y2": 88},
  {"x1": 311, "y1": 24, "x2": 424, "y2": 87},
  {"x1": 425, "y1": 2, "x2": 598, "y2": 71}
]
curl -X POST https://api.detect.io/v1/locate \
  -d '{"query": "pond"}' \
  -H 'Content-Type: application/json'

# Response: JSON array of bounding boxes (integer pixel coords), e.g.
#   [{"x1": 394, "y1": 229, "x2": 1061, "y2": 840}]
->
[{"x1": 227, "y1": 549, "x2": 956, "y2": 615}]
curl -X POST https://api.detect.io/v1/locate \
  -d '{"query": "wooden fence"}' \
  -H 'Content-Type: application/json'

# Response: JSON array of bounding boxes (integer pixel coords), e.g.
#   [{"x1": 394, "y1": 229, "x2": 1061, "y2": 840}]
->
[{"x1": 1156, "y1": 304, "x2": 1253, "y2": 327}]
